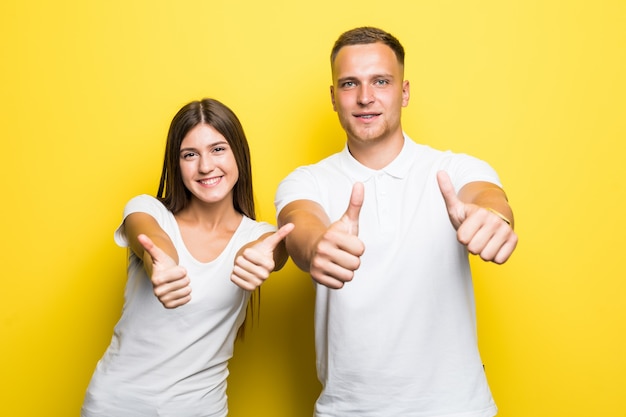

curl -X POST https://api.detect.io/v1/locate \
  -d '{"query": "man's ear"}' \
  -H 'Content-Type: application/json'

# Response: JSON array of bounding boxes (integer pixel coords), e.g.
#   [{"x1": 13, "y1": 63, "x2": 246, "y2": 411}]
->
[
  {"x1": 330, "y1": 85, "x2": 337, "y2": 111},
  {"x1": 402, "y1": 80, "x2": 410, "y2": 107}
]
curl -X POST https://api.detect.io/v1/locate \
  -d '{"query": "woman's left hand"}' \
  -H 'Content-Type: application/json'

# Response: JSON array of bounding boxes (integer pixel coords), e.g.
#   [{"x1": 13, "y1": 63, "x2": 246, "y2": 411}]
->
[{"x1": 231, "y1": 223, "x2": 294, "y2": 291}]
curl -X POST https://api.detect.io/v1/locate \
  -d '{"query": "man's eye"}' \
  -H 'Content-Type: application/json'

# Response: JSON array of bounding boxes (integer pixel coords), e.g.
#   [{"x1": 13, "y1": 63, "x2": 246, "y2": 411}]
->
[
  {"x1": 375, "y1": 79, "x2": 389, "y2": 86},
  {"x1": 342, "y1": 81, "x2": 356, "y2": 88}
]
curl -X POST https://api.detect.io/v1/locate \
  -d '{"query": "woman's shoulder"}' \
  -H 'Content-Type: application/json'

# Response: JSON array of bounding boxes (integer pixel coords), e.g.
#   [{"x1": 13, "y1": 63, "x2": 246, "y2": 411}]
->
[
  {"x1": 123, "y1": 194, "x2": 168, "y2": 215},
  {"x1": 238, "y1": 216, "x2": 276, "y2": 238},
  {"x1": 119, "y1": 195, "x2": 172, "y2": 232},
  {"x1": 125, "y1": 193, "x2": 161, "y2": 206},
  {"x1": 114, "y1": 195, "x2": 172, "y2": 247}
]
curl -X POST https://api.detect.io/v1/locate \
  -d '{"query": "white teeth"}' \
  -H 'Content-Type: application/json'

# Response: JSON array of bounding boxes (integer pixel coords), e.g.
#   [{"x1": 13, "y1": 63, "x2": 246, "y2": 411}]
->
[{"x1": 200, "y1": 178, "x2": 219, "y2": 185}]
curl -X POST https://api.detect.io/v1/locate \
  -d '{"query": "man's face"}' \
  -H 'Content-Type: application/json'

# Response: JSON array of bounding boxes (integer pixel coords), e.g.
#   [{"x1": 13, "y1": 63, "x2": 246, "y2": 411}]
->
[{"x1": 330, "y1": 42, "x2": 409, "y2": 146}]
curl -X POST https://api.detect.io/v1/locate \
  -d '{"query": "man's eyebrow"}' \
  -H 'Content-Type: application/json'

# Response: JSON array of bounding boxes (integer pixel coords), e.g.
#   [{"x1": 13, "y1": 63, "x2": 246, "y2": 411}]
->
[
  {"x1": 337, "y1": 73, "x2": 395, "y2": 83},
  {"x1": 336, "y1": 76, "x2": 357, "y2": 83}
]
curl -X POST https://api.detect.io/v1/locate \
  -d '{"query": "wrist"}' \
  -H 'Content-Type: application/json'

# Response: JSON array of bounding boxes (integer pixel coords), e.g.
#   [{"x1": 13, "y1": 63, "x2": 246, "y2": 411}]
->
[{"x1": 486, "y1": 207, "x2": 512, "y2": 227}]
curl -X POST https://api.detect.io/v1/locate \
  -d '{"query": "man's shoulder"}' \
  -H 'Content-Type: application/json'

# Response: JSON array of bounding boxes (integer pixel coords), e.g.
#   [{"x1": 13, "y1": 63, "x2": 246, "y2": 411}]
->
[
  {"x1": 310, "y1": 148, "x2": 346, "y2": 166},
  {"x1": 289, "y1": 149, "x2": 346, "y2": 175}
]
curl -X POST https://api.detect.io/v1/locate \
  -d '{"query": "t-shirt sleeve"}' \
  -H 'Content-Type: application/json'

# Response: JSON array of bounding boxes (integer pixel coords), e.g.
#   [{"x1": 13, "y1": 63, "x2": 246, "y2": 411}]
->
[
  {"x1": 440, "y1": 152, "x2": 502, "y2": 192},
  {"x1": 246, "y1": 220, "x2": 277, "y2": 241},
  {"x1": 274, "y1": 167, "x2": 322, "y2": 216},
  {"x1": 233, "y1": 218, "x2": 278, "y2": 253},
  {"x1": 113, "y1": 195, "x2": 167, "y2": 248}
]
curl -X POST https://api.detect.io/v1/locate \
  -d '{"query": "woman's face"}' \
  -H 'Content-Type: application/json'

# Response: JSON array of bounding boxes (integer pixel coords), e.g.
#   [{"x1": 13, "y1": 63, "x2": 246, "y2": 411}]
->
[{"x1": 178, "y1": 123, "x2": 239, "y2": 206}]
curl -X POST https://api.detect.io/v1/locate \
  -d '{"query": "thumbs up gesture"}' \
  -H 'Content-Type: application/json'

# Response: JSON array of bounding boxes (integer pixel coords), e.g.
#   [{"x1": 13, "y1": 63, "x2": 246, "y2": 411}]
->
[
  {"x1": 231, "y1": 223, "x2": 295, "y2": 291},
  {"x1": 137, "y1": 233, "x2": 192, "y2": 308},
  {"x1": 437, "y1": 171, "x2": 518, "y2": 264},
  {"x1": 310, "y1": 182, "x2": 366, "y2": 289}
]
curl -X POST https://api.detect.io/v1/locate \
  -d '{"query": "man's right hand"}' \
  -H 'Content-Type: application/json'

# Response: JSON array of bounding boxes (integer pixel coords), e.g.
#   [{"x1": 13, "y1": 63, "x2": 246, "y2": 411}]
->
[{"x1": 309, "y1": 182, "x2": 366, "y2": 289}]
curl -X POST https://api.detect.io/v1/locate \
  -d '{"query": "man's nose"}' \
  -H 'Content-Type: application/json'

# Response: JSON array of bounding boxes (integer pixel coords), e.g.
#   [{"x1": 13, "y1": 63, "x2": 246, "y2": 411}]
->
[{"x1": 357, "y1": 85, "x2": 374, "y2": 105}]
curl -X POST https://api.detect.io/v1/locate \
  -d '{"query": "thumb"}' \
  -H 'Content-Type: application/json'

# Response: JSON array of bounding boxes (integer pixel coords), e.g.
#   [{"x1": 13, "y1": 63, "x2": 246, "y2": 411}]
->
[
  {"x1": 137, "y1": 234, "x2": 169, "y2": 265},
  {"x1": 257, "y1": 223, "x2": 295, "y2": 253},
  {"x1": 341, "y1": 182, "x2": 364, "y2": 235},
  {"x1": 436, "y1": 170, "x2": 467, "y2": 227},
  {"x1": 436, "y1": 171, "x2": 462, "y2": 210}
]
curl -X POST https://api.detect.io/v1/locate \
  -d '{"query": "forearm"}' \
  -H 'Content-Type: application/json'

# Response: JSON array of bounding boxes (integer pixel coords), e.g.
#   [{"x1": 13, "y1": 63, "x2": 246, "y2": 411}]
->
[
  {"x1": 272, "y1": 240, "x2": 290, "y2": 271},
  {"x1": 284, "y1": 224, "x2": 324, "y2": 273},
  {"x1": 137, "y1": 234, "x2": 178, "y2": 277},
  {"x1": 459, "y1": 182, "x2": 514, "y2": 229},
  {"x1": 279, "y1": 203, "x2": 330, "y2": 273},
  {"x1": 124, "y1": 213, "x2": 179, "y2": 273}
]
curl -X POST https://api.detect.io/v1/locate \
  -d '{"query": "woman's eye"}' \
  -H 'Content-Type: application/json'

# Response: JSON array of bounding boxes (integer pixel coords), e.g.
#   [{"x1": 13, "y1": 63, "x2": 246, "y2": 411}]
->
[{"x1": 182, "y1": 152, "x2": 197, "y2": 159}]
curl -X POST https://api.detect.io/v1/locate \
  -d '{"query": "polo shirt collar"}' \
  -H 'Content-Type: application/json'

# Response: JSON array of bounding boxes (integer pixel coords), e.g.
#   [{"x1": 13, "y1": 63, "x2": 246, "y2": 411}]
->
[{"x1": 340, "y1": 133, "x2": 415, "y2": 182}]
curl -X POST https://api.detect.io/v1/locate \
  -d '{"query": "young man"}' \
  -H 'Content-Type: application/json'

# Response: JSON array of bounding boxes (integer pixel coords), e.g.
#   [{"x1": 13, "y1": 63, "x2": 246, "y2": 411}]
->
[{"x1": 275, "y1": 27, "x2": 518, "y2": 417}]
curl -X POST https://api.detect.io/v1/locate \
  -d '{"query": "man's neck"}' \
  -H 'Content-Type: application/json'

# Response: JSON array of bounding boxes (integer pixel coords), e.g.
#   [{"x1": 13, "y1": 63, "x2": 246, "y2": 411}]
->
[{"x1": 347, "y1": 132, "x2": 405, "y2": 170}]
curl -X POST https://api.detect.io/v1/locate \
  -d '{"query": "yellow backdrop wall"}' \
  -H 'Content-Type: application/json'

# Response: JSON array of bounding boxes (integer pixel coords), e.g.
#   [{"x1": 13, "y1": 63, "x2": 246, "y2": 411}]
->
[{"x1": 1, "y1": 1, "x2": 625, "y2": 416}]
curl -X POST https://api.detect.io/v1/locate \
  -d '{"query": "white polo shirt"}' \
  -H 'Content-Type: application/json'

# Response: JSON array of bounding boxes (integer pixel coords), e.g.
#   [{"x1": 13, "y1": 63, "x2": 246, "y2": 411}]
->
[{"x1": 275, "y1": 135, "x2": 501, "y2": 417}]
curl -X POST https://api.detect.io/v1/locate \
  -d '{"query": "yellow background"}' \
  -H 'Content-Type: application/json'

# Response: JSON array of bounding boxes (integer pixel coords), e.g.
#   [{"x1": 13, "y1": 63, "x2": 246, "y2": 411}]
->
[{"x1": 2, "y1": 0, "x2": 625, "y2": 416}]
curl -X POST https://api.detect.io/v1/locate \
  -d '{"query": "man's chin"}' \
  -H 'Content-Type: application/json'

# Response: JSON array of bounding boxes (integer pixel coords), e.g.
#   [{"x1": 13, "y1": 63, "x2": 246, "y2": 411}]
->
[{"x1": 346, "y1": 130, "x2": 385, "y2": 144}]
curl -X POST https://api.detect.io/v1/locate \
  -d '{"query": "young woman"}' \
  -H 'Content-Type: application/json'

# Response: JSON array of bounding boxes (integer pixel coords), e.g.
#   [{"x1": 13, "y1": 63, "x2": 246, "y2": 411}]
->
[{"x1": 81, "y1": 98, "x2": 293, "y2": 417}]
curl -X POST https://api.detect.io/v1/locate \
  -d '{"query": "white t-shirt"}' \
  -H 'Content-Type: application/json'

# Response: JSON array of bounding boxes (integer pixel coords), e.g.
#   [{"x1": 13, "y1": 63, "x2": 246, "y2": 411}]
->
[
  {"x1": 275, "y1": 136, "x2": 501, "y2": 417},
  {"x1": 82, "y1": 195, "x2": 275, "y2": 417}
]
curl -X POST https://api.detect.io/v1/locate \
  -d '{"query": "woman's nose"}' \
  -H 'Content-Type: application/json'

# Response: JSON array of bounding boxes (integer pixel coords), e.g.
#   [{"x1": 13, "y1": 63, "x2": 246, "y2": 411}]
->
[{"x1": 198, "y1": 156, "x2": 214, "y2": 173}]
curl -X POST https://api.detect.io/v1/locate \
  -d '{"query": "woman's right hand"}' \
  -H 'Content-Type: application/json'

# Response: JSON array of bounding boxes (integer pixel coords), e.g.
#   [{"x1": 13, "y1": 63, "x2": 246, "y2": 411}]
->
[{"x1": 137, "y1": 234, "x2": 191, "y2": 308}]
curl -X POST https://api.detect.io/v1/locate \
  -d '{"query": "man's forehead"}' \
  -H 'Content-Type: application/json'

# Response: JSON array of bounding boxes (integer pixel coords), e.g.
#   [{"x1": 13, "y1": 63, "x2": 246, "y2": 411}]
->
[{"x1": 332, "y1": 43, "x2": 403, "y2": 79}]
